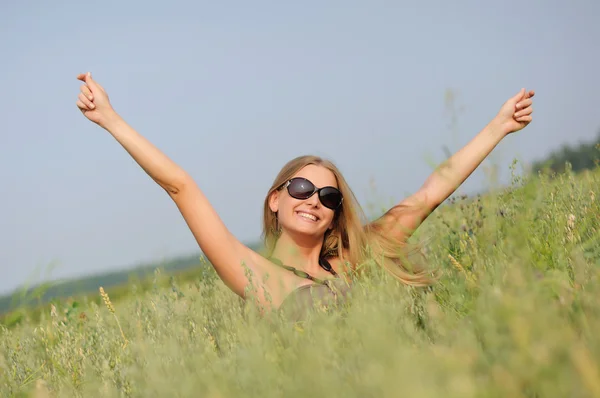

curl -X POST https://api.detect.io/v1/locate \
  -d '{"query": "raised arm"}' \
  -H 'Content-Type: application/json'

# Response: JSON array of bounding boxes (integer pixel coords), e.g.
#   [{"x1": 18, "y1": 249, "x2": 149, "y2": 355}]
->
[
  {"x1": 75, "y1": 72, "x2": 255, "y2": 297},
  {"x1": 371, "y1": 88, "x2": 535, "y2": 241}
]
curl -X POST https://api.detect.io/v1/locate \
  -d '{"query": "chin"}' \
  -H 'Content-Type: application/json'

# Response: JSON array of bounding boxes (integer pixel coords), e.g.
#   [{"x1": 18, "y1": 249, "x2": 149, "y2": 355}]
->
[{"x1": 287, "y1": 221, "x2": 328, "y2": 239}]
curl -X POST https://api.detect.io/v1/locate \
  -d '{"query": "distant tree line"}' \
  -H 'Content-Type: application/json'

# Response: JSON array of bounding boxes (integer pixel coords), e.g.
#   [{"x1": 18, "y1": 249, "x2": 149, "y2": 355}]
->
[
  {"x1": 531, "y1": 130, "x2": 600, "y2": 175},
  {"x1": 0, "y1": 253, "x2": 205, "y2": 316},
  {"x1": 0, "y1": 241, "x2": 265, "y2": 317}
]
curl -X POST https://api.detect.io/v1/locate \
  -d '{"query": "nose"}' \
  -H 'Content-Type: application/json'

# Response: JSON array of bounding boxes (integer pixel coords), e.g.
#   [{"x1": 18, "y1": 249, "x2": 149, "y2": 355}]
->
[{"x1": 304, "y1": 192, "x2": 320, "y2": 208}]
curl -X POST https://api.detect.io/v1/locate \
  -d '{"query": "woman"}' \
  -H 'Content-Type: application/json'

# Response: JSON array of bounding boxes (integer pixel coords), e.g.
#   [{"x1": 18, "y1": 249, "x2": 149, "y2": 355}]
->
[{"x1": 75, "y1": 72, "x2": 534, "y2": 319}]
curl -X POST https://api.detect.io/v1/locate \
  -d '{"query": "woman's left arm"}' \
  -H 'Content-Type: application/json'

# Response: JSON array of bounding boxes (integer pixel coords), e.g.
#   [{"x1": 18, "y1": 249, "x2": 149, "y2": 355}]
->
[{"x1": 370, "y1": 88, "x2": 535, "y2": 240}]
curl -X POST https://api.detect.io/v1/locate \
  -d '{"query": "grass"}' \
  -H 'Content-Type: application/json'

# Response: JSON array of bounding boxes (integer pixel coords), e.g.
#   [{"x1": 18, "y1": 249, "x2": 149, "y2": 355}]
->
[
  {"x1": 1, "y1": 161, "x2": 599, "y2": 397},
  {"x1": 0, "y1": 262, "x2": 216, "y2": 329}
]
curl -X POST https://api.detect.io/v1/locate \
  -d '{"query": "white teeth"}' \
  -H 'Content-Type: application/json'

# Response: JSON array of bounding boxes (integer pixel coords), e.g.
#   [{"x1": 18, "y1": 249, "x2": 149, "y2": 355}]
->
[{"x1": 298, "y1": 212, "x2": 317, "y2": 221}]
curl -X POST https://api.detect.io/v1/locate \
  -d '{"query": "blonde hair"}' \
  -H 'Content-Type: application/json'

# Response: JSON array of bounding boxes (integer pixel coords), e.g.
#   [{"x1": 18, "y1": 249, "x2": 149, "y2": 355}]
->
[{"x1": 262, "y1": 155, "x2": 435, "y2": 287}]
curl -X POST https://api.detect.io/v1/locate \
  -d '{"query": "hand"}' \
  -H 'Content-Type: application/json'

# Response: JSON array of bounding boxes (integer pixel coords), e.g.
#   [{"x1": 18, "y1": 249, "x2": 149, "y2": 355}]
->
[
  {"x1": 76, "y1": 72, "x2": 118, "y2": 129},
  {"x1": 492, "y1": 88, "x2": 535, "y2": 136}
]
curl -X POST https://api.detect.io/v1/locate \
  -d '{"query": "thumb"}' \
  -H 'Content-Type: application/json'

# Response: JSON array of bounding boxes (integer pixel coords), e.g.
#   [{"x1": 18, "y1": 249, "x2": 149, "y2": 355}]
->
[
  {"x1": 511, "y1": 88, "x2": 526, "y2": 103},
  {"x1": 84, "y1": 72, "x2": 101, "y2": 93}
]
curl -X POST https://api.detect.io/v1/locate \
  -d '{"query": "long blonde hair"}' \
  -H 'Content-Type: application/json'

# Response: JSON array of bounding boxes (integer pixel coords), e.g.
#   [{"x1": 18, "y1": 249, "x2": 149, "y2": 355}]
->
[{"x1": 262, "y1": 155, "x2": 435, "y2": 287}]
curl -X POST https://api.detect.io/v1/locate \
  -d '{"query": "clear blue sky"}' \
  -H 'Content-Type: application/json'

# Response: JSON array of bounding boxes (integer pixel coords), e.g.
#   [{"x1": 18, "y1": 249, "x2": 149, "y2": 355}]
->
[{"x1": 1, "y1": 1, "x2": 598, "y2": 294}]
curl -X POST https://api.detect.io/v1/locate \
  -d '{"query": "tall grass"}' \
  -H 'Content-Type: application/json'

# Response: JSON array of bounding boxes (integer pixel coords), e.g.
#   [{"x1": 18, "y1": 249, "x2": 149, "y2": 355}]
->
[{"x1": 1, "y1": 162, "x2": 599, "y2": 397}]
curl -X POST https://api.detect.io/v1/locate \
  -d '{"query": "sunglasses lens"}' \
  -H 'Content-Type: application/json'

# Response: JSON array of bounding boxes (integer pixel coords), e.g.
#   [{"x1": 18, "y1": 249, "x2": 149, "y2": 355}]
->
[
  {"x1": 286, "y1": 178, "x2": 342, "y2": 209},
  {"x1": 319, "y1": 187, "x2": 343, "y2": 209},
  {"x1": 287, "y1": 178, "x2": 315, "y2": 199}
]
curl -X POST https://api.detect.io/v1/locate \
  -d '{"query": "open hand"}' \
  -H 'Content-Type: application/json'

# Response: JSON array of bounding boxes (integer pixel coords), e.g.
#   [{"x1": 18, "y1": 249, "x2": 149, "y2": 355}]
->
[
  {"x1": 76, "y1": 72, "x2": 116, "y2": 128},
  {"x1": 493, "y1": 88, "x2": 535, "y2": 136}
]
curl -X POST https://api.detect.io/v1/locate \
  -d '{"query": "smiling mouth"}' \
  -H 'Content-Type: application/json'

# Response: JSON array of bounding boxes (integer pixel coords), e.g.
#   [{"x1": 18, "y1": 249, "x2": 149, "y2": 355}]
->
[{"x1": 296, "y1": 211, "x2": 319, "y2": 222}]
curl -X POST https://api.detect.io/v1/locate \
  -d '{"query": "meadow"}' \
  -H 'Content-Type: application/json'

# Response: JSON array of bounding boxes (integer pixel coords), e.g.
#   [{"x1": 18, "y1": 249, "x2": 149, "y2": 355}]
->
[{"x1": 1, "y1": 160, "x2": 599, "y2": 397}]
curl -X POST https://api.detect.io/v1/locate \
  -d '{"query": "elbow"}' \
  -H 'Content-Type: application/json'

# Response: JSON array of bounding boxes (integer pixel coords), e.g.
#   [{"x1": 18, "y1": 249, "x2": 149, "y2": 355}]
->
[
  {"x1": 410, "y1": 189, "x2": 441, "y2": 216},
  {"x1": 414, "y1": 189, "x2": 435, "y2": 208},
  {"x1": 417, "y1": 183, "x2": 443, "y2": 210},
  {"x1": 164, "y1": 183, "x2": 182, "y2": 195},
  {"x1": 159, "y1": 173, "x2": 193, "y2": 196}
]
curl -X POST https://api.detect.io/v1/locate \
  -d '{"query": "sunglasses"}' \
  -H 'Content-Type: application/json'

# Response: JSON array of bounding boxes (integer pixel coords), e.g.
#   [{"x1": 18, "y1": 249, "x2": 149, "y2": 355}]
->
[{"x1": 281, "y1": 177, "x2": 343, "y2": 210}]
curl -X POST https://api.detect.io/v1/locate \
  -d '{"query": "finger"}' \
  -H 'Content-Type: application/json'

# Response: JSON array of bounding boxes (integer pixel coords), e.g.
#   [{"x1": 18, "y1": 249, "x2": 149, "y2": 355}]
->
[
  {"x1": 515, "y1": 115, "x2": 532, "y2": 123},
  {"x1": 78, "y1": 92, "x2": 95, "y2": 109},
  {"x1": 516, "y1": 98, "x2": 532, "y2": 110},
  {"x1": 80, "y1": 84, "x2": 93, "y2": 101},
  {"x1": 76, "y1": 99, "x2": 88, "y2": 111},
  {"x1": 515, "y1": 106, "x2": 533, "y2": 118}
]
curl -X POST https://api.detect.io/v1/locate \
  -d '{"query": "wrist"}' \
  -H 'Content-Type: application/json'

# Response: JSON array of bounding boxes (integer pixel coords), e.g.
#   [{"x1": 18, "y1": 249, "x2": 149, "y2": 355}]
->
[
  {"x1": 100, "y1": 110, "x2": 124, "y2": 132},
  {"x1": 486, "y1": 118, "x2": 510, "y2": 139}
]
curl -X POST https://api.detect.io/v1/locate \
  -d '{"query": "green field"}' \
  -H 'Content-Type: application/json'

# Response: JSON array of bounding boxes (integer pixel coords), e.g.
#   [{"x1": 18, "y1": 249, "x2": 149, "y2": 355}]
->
[{"x1": 1, "y1": 158, "x2": 600, "y2": 397}]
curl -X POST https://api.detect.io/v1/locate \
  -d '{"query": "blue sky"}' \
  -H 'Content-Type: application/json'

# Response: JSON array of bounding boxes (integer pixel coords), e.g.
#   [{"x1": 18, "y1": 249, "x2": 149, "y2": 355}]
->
[{"x1": 1, "y1": 0, "x2": 598, "y2": 294}]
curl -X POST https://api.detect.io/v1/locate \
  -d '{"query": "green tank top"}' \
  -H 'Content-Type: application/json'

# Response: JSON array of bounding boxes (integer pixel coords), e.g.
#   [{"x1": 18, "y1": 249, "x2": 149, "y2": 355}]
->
[
  {"x1": 277, "y1": 277, "x2": 352, "y2": 322},
  {"x1": 268, "y1": 256, "x2": 352, "y2": 322}
]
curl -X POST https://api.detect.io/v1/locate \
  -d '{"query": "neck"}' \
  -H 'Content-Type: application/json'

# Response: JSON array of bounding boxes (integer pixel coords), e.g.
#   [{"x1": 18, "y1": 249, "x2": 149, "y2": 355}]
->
[{"x1": 270, "y1": 231, "x2": 324, "y2": 273}]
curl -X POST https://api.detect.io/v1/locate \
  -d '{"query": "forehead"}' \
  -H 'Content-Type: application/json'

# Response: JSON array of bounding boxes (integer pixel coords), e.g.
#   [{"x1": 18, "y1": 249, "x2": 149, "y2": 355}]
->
[{"x1": 292, "y1": 164, "x2": 338, "y2": 188}]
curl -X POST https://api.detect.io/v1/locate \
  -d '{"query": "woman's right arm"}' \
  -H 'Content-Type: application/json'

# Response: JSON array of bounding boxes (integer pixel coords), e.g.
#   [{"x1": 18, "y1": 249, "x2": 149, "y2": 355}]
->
[{"x1": 75, "y1": 72, "x2": 255, "y2": 297}]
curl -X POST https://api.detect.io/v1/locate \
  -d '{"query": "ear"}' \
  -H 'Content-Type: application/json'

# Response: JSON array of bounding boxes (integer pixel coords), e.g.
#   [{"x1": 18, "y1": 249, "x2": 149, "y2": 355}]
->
[{"x1": 268, "y1": 190, "x2": 280, "y2": 213}]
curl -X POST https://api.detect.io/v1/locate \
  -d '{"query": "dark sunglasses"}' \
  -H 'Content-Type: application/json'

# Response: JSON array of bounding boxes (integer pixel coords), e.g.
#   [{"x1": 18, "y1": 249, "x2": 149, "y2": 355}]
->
[{"x1": 281, "y1": 177, "x2": 343, "y2": 210}]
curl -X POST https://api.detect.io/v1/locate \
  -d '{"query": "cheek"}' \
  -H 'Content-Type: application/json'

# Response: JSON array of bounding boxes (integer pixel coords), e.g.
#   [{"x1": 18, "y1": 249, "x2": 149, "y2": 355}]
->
[
  {"x1": 276, "y1": 197, "x2": 296, "y2": 218},
  {"x1": 322, "y1": 210, "x2": 336, "y2": 225}
]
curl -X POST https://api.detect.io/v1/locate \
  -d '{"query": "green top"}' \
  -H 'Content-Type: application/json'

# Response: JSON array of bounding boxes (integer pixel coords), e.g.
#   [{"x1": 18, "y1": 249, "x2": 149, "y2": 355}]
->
[
  {"x1": 269, "y1": 256, "x2": 352, "y2": 322},
  {"x1": 277, "y1": 277, "x2": 352, "y2": 322}
]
